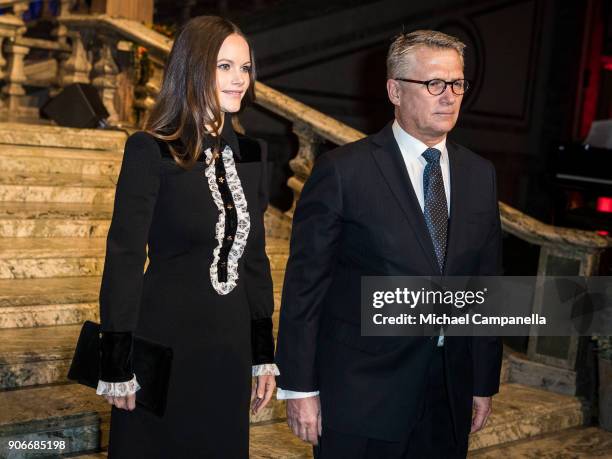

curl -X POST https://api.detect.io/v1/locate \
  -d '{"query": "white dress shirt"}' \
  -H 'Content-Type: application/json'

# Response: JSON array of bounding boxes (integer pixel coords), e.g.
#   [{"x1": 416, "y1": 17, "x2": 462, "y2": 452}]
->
[{"x1": 277, "y1": 120, "x2": 451, "y2": 400}]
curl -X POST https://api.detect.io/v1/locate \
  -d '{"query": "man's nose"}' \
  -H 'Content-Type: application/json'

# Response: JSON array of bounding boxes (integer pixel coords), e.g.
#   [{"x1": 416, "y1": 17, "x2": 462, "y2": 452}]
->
[{"x1": 439, "y1": 85, "x2": 457, "y2": 104}]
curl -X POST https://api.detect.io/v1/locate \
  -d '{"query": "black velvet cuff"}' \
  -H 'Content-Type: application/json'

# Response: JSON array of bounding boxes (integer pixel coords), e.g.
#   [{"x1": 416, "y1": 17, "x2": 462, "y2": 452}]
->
[
  {"x1": 100, "y1": 331, "x2": 134, "y2": 382},
  {"x1": 251, "y1": 318, "x2": 274, "y2": 365}
]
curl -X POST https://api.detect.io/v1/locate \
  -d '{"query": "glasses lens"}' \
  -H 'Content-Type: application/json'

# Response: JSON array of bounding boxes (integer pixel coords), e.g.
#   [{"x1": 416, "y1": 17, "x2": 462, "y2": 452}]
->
[
  {"x1": 452, "y1": 80, "x2": 468, "y2": 94},
  {"x1": 427, "y1": 79, "x2": 445, "y2": 95}
]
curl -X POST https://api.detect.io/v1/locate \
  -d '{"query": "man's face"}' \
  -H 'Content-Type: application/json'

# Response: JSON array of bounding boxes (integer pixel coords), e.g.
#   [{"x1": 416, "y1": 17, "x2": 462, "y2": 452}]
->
[{"x1": 387, "y1": 47, "x2": 464, "y2": 145}]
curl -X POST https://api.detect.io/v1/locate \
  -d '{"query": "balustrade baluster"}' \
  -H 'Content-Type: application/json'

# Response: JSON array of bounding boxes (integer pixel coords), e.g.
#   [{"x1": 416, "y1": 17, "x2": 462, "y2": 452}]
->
[
  {"x1": 60, "y1": 31, "x2": 91, "y2": 86},
  {"x1": 2, "y1": 38, "x2": 30, "y2": 113},
  {"x1": 286, "y1": 122, "x2": 322, "y2": 217},
  {"x1": 92, "y1": 40, "x2": 119, "y2": 123}
]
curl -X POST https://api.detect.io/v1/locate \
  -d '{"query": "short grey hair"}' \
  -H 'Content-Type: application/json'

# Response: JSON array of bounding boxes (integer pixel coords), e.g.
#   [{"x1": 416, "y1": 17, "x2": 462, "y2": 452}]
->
[{"x1": 387, "y1": 30, "x2": 466, "y2": 79}]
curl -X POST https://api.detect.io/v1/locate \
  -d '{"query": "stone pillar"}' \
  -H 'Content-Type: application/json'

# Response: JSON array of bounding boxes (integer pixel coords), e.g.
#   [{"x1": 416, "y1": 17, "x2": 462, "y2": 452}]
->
[
  {"x1": 286, "y1": 122, "x2": 322, "y2": 217},
  {"x1": 2, "y1": 41, "x2": 30, "y2": 112},
  {"x1": 91, "y1": 0, "x2": 153, "y2": 24},
  {"x1": 50, "y1": 2, "x2": 71, "y2": 97},
  {"x1": 0, "y1": 38, "x2": 6, "y2": 81},
  {"x1": 58, "y1": 0, "x2": 73, "y2": 17},
  {"x1": 11, "y1": 2, "x2": 29, "y2": 21},
  {"x1": 60, "y1": 31, "x2": 91, "y2": 86},
  {"x1": 132, "y1": 50, "x2": 165, "y2": 128},
  {"x1": 92, "y1": 41, "x2": 119, "y2": 123}
]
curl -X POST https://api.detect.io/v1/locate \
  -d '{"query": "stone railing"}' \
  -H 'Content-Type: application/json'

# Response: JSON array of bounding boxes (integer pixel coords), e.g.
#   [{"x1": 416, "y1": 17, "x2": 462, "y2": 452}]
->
[
  {"x1": 0, "y1": 0, "x2": 75, "y2": 115},
  {"x1": 2, "y1": 10, "x2": 610, "y2": 373}
]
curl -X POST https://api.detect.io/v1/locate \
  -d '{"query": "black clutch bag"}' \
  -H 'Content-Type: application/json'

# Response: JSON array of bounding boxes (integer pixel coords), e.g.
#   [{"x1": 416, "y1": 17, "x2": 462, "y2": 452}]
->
[{"x1": 68, "y1": 321, "x2": 173, "y2": 417}]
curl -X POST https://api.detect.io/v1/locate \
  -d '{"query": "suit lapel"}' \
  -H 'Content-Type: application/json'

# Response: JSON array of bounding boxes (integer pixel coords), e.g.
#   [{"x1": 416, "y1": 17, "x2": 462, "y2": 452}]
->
[
  {"x1": 370, "y1": 124, "x2": 440, "y2": 273},
  {"x1": 444, "y1": 142, "x2": 469, "y2": 275}
]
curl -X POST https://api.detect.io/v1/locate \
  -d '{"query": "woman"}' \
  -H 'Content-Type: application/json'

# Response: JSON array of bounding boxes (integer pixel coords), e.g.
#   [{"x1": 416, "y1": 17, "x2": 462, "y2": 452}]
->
[{"x1": 95, "y1": 16, "x2": 278, "y2": 458}]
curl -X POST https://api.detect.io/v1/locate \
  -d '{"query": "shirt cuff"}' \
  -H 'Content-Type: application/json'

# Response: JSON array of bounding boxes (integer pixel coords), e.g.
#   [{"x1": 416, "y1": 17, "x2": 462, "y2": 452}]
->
[
  {"x1": 276, "y1": 388, "x2": 320, "y2": 400},
  {"x1": 252, "y1": 363, "x2": 280, "y2": 377},
  {"x1": 96, "y1": 374, "x2": 141, "y2": 397}
]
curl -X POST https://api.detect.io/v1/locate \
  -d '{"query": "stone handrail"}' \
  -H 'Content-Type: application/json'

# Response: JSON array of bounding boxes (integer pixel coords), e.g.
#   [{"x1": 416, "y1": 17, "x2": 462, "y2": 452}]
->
[
  {"x1": 0, "y1": 0, "x2": 29, "y2": 10},
  {"x1": 16, "y1": 36, "x2": 71, "y2": 52},
  {"x1": 19, "y1": 13, "x2": 611, "y2": 254},
  {"x1": 499, "y1": 202, "x2": 610, "y2": 251},
  {"x1": 58, "y1": 14, "x2": 173, "y2": 60}
]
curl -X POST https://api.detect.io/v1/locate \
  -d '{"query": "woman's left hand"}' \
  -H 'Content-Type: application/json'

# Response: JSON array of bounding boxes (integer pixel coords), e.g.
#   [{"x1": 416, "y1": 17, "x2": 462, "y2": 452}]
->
[{"x1": 251, "y1": 374, "x2": 276, "y2": 415}]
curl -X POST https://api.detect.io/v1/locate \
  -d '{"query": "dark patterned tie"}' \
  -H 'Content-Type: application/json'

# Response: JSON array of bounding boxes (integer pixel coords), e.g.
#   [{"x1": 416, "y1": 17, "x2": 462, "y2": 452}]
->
[{"x1": 422, "y1": 148, "x2": 448, "y2": 273}]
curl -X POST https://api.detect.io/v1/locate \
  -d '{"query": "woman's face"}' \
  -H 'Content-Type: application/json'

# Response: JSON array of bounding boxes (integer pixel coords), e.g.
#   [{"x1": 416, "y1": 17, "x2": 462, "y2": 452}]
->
[{"x1": 216, "y1": 34, "x2": 251, "y2": 113}]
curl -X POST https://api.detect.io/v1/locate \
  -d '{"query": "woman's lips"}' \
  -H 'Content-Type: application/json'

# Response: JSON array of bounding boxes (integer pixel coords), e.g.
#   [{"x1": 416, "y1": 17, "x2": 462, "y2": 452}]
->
[{"x1": 222, "y1": 90, "x2": 243, "y2": 98}]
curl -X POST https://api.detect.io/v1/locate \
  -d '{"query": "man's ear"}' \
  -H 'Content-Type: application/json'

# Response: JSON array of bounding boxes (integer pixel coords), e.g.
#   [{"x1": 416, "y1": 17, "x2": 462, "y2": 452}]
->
[{"x1": 386, "y1": 79, "x2": 400, "y2": 106}]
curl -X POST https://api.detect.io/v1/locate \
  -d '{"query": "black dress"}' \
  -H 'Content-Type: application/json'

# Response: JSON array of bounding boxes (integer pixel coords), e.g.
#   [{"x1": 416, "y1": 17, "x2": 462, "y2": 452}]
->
[{"x1": 98, "y1": 117, "x2": 275, "y2": 458}]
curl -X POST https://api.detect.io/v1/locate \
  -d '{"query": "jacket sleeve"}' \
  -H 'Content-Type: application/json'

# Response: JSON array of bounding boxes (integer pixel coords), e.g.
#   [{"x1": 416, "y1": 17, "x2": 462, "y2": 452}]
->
[
  {"x1": 472, "y1": 162, "x2": 503, "y2": 396},
  {"x1": 98, "y1": 131, "x2": 162, "y2": 383},
  {"x1": 243, "y1": 140, "x2": 276, "y2": 366},
  {"x1": 275, "y1": 152, "x2": 343, "y2": 392}
]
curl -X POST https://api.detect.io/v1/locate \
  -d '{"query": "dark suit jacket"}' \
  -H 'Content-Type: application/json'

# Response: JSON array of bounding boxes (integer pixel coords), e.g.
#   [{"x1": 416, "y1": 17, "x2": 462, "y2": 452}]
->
[{"x1": 275, "y1": 122, "x2": 503, "y2": 442}]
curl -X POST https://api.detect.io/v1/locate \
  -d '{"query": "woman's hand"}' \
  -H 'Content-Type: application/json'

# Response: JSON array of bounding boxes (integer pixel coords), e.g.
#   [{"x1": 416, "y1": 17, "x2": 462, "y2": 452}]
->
[
  {"x1": 251, "y1": 374, "x2": 276, "y2": 415},
  {"x1": 104, "y1": 394, "x2": 136, "y2": 411}
]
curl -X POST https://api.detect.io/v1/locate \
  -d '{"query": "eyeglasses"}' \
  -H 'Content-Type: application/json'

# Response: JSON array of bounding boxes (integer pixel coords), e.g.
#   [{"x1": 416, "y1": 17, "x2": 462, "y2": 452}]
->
[{"x1": 394, "y1": 78, "x2": 470, "y2": 96}]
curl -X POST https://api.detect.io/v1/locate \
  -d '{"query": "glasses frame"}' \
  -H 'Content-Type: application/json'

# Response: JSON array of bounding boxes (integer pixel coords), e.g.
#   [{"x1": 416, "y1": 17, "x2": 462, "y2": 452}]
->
[{"x1": 394, "y1": 78, "x2": 470, "y2": 96}]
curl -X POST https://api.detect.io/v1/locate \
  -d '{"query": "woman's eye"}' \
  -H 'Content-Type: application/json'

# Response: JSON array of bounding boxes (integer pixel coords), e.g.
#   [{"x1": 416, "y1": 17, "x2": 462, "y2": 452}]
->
[
  {"x1": 241, "y1": 66, "x2": 252, "y2": 73},
  {"x1": 217, "y1": 63, "x2": 230, "y2": 71}
]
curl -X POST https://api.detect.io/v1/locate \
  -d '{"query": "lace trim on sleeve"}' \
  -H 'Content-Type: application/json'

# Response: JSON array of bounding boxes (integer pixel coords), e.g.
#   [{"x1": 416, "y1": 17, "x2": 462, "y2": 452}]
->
[
  {"x1": 252, "y1": 363, "x2": 280, "y2": 377},
  {"x1": 96, "y1": 374, "x2": 141, "y2": 397}
]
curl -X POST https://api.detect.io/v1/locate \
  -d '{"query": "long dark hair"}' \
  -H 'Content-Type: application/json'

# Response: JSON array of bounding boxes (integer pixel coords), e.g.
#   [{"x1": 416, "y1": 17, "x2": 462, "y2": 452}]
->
[{"x1": 146, "y1": 16, "x2": 255, "y2": 169}]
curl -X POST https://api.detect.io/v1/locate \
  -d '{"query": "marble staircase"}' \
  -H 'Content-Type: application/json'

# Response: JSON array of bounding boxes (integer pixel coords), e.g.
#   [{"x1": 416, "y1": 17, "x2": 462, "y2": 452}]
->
[{"x1": 0, "y1": 122, "x2": 610, "y2": 458}]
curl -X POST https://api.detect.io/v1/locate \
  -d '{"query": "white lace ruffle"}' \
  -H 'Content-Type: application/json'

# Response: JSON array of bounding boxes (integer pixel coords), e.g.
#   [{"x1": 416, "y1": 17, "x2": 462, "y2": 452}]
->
[
  {"x1": 96, "y1": 374, "x2": 141, "y2": 397},
  {"x1": 252, "y1": 363, "x2": 280, "y2": 377},
  {"x1": 204, "y1": 145, "x2": 251, "y2": 295}
]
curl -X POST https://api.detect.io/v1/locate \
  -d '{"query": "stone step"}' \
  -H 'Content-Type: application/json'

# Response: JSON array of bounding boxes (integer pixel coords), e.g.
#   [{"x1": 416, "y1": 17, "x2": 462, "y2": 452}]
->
[
  {"x1": 0, "y1": 172, "x2": 116, "y2": 204},
  {"x1": 468, "y1": 383, "x2": 584, "y2": 451},
  {"x1": 0, "y1": 144, "x2": 123, "y2": 177},
  {"x1": 70, "y1": 420, "x2": 315, "y2": 459},
  {"x1": 250, "y1": 421, "x2": 313, "y2": 458},
  {"x1": 0, "y1": 238, "x2": 106, "y2": 279},
  {"x1": 0, "y1": 385, "x2": 304, "y2": 459},
  {"x1": 0, "y1": 382, "x2": 286, "y2": 456},
  {"x1": 0, "y1": 202, "x2": 112, "y2": 238},
  {"x1": 0, "y1": 305, "x2": 282, "y2": 388},
  {"x1": 0, "y1": 384, "x2": 110, "y2": 458},
  {"x1": 0, "y1": 277, "x2": 100, "y2": 328},
  {"x1": 0, "y1": 381, "x2": 583, "y2": 459},
  {"x1": 0, "y1": 273, "x2": 284, "y2": 329},
  {"x1": 0, "y1": 237, "x2": 289, "y2": 279},
  {"x1": 469, "y1": 426, "x2": 612, "y2": 458},
  {"x1": 0, "y1": 205, "x2": 293, "y2": 240},
  {"x1": 0, "y1": 122, "x2": 127, "y2": 151},
  {"x1": 67, "y1": 422, "x2": 306, "y2": 458},
  {"x1": 0, "y1": 324, "x2": 81, "y2": 389}
]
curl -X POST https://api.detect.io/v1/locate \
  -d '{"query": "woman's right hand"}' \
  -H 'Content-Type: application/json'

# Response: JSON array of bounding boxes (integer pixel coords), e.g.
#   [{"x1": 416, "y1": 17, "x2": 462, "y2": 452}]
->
[{"x1": 104, "y1": 394, "x2": 136, "y2": 411}]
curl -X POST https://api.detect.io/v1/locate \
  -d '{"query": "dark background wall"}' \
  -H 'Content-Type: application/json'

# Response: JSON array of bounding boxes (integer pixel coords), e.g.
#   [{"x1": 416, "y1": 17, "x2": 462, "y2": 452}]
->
[{"x1": 155, "y1": 0, "x2": 608, "y2": 221}]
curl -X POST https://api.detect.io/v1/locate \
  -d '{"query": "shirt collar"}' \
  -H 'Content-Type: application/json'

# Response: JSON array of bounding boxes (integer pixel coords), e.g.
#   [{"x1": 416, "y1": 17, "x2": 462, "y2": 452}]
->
[{"x1": 391, "y1": 119, "x2": 447, "y2": 165}]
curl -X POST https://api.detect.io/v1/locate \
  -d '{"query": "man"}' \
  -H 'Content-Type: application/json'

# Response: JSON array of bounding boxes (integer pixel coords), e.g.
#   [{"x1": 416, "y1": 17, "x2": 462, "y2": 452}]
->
[{"x1": 275, "y1": 30, "x2": 503, "y2": 458}]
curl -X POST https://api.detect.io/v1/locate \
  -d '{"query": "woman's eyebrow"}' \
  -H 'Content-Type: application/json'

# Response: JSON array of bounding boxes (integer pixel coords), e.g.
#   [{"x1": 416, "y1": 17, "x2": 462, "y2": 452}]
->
[{"x1": 217, "y1": 58, "x2": 252, "y2": 65}]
